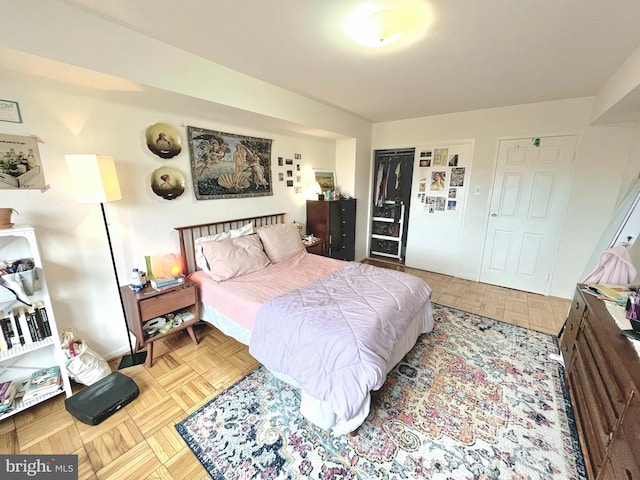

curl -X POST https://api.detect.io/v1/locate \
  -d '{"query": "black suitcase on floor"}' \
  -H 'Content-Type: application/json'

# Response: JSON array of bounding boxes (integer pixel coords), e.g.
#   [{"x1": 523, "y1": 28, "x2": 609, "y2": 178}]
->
[{"x1": 65, "y1": 371, "x2": 139, "y2": 425}]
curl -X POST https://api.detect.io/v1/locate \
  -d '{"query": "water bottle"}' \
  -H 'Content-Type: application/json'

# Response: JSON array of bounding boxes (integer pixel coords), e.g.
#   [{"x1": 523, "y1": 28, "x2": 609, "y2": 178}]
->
[{"x1": 131, "y1": 268, "x2": 144, "y2": 292}]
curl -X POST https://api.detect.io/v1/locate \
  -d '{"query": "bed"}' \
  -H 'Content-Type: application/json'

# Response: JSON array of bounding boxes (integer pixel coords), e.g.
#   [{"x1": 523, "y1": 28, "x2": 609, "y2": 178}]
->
[{"x1": 176, "y1": 213, "x2": 434, "y2": 435}]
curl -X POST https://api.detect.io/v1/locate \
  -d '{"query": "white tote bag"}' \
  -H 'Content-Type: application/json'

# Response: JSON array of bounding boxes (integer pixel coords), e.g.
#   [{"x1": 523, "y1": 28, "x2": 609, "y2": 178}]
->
[{"x1": 60, "y1": 331, "x2": 112, "y2": 386}]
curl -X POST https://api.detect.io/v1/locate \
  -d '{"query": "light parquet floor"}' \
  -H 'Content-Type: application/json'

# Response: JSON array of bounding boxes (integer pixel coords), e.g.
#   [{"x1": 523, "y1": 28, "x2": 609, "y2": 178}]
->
[{"x1": 0, "y1": 260, "x2": 571, "y2": 479}]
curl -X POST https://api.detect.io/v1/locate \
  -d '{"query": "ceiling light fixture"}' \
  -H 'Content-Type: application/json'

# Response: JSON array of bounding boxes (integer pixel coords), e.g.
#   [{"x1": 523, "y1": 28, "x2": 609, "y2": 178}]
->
[{"x1": 345, "y1": 1, "x2": 430, "y2": 48}]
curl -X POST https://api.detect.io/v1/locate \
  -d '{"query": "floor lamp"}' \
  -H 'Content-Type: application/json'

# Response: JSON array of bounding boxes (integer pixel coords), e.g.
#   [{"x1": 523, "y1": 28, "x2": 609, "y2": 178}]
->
[{"x1": 66, "y1": 154, "x2": 147, "y2": 369}]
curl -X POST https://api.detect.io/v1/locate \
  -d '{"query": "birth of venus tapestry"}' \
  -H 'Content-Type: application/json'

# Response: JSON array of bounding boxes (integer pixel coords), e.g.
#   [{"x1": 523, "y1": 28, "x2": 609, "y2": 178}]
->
[{"x1": 187, "y1": 125, "x2": 273, "y2": 200}]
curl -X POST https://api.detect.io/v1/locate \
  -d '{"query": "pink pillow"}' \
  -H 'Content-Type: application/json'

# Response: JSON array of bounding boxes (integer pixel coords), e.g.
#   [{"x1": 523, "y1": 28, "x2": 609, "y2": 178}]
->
[
  {"x1": 257, "y1": 223, "x2": 305, "y2": 264},
  {"x1": 201, "y1": 234, "x2": 270, "y2": 281},
  {"x1": 194, "y1": 222, "x2": 253, "y2": 273}
]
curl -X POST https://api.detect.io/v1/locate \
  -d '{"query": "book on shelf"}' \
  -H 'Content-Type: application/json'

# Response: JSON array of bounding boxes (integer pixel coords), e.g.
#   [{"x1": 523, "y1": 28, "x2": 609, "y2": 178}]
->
[
  {"x1": 12, "y1": 309, "x2": 25, "y2": 346},
  {"x1": 0, "y1": 311, "x2": 10, "y2": 350},
  {"x1": 25, "y1": 306, "x2": 42, "y2": 341},
  {"x1": 16, "y1": 308, "x2": 34, "y2": 346},
  {"x1": 22, "y1": 366, "x2": 62, "y2": 402},
  {"x1": 34, "y1": 302, "x2": 51, "y2": 338},
  {"x1": 0, "y1": 380, "x2": 14, "y2": 400},
  {"x1": 0, "y1": 306, "x2": 52, "y2": 349},
  {"x1": 1, "y1": 310, "x2": 20, "y2": 349},
  {"x1": 0, "y1": 381, "x2": 18, "y2": 414}
]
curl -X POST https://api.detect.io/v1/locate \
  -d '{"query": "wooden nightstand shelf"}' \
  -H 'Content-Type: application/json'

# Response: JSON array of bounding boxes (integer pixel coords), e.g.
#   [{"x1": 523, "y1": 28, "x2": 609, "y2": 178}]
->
[
  {"x1": 120, "y1": 278, "x2": 200, "y2": 367},
  {"x1": 303, "y1": 237, "x2": 326, "y2": 255}
]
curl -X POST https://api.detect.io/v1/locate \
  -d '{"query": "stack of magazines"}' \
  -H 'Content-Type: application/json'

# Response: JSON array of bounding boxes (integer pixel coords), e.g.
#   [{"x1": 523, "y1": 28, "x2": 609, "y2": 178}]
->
[
  {"x1": 21, "y1": 366, "x2": 62, "y2": 403},
  {"x1": 150, "y1": 275, "x2": 184, "y2": 291},
  {"x1": 582, "y1": 284, "x2": 631, "y2": 306}
]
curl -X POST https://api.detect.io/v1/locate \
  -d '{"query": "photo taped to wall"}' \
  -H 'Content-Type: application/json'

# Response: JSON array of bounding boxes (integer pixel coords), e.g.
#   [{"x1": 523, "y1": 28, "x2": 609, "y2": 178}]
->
[
  {"x1": 430, "y1": 171, "x2": 446, "y2": 191},
  {"x1": 433, "y1": 148, "x2": 448, "y2": 166},
  {"x1": 450, "y1": 167, "x2": 465, "y2": 187}
]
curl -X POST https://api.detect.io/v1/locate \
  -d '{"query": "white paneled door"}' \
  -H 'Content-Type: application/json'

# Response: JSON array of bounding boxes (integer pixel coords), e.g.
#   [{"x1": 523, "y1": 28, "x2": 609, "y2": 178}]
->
[{"x1": 480, "y1": 136, "x2": 577, "y2": 294}]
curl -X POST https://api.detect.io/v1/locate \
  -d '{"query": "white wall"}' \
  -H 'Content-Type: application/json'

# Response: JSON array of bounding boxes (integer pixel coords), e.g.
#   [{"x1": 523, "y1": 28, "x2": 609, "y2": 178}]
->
[
  {"x1": 0, "y1": 70, "x2": 345, "y2": 359},
  {"x1": 373, "y1": 98, "x2": 640, "y2": 298}
]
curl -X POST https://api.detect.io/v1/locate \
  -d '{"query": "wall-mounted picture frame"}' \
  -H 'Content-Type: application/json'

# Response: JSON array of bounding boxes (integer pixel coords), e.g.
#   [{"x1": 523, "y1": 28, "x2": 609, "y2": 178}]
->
[
  {"x1": 0, "y1": 133, "x2": 45, "y2": 189},
  {"x1": 0, "y1": 100, "x2": 22, "y2": 123},
  {"x1": 313, "y1": 169, "x2": 336, "y2": 192},
  {"x1": 187, "y1": 125, "x2": 272, "y2": 200}
]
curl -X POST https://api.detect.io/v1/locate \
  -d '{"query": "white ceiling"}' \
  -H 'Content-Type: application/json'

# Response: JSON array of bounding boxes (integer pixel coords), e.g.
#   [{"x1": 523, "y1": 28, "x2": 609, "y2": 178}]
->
[{"x1": 50, "y1": 0, "x2": 640, "y2": 122}]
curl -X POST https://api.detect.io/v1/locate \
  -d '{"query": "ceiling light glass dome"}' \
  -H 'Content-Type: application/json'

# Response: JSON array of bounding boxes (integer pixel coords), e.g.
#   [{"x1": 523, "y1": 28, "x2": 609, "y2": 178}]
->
[{"x1": 345, "y1": 0, "x2": 431, "y2": 48}]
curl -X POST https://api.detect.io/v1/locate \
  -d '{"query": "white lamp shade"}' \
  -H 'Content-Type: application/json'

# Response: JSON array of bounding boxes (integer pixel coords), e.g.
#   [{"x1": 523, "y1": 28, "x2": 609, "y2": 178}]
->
[{"x1": 65, "y1": 154, "x2": 122, "y2": 203}]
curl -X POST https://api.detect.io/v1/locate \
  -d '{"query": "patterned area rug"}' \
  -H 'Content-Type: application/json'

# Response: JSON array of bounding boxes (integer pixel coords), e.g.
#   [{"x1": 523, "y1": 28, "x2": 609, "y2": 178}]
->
[{"x1": 176, "y1": 304, "x2": 586, "y2": 479}]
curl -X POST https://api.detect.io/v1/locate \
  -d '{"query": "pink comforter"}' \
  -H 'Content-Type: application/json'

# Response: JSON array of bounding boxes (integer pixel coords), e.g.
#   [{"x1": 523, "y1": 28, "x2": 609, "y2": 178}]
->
[{"x1": 249, "y1": 261, "x2": 432, "y2": 423}]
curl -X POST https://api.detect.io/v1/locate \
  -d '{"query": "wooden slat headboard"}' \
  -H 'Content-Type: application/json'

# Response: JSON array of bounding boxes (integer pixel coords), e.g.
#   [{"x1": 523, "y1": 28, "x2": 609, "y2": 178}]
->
[{"x1": 175, "y1": 213, "x2": 285, "y2": 275}]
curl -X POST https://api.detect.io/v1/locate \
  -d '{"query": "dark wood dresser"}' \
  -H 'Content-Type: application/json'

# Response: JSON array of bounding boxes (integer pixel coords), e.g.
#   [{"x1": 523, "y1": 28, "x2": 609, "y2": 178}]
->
[
  {"x1": 306, "y1": 198, "x2": 356, "y2": 261},
  {"x1": 559, "y1": 285, "x2": 640, "y2": 479}
]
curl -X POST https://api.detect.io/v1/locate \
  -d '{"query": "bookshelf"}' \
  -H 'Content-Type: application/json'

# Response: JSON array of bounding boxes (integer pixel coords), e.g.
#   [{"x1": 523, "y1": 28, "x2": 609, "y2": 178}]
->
[{"x1": 0, "y1": 225, "x2": 72, "y2": 419}]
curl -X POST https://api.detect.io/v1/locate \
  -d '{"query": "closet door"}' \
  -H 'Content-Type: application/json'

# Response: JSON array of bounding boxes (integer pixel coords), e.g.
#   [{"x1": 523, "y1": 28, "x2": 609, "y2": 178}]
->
[{"x1": 404, "y1": 141, "x2": 474, "y2": 276}]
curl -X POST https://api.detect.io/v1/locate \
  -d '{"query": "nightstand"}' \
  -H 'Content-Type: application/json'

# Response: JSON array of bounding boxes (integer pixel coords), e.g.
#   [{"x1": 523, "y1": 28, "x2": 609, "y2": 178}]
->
[
  {"x1": 120, "y1": 278, "x2": 200, "y2": 367},
  {"x1": 303, "y1": 237, "x2": 326, "y2": 255}
]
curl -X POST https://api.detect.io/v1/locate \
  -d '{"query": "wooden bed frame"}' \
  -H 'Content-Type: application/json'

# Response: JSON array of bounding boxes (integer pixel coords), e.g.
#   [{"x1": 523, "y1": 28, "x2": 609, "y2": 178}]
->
[{"x1": 174, "y1": 213, "x2": 285, "y2": 275}]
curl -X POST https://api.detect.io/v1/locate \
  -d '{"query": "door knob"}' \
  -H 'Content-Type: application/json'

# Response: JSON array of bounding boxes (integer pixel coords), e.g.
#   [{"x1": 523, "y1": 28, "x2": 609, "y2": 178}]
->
[{"x1": 491, "y1": 213, "x2": 498, "y2": 217}]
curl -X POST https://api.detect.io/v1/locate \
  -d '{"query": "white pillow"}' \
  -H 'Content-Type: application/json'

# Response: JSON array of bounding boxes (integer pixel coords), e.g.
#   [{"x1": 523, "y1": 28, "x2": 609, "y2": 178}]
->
[
  {"x1": 201, "y1": 234, "x2": 270, "y2": 281},
  {"x1": 257, "y1": 223, "x2": 305, "y2": 264},
  {"x1": 194, "y1": 222, "x2": 253, "y2": 273},
  {"x1": 229, "y1": 222, "x2": 254, "y2": 238}
]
